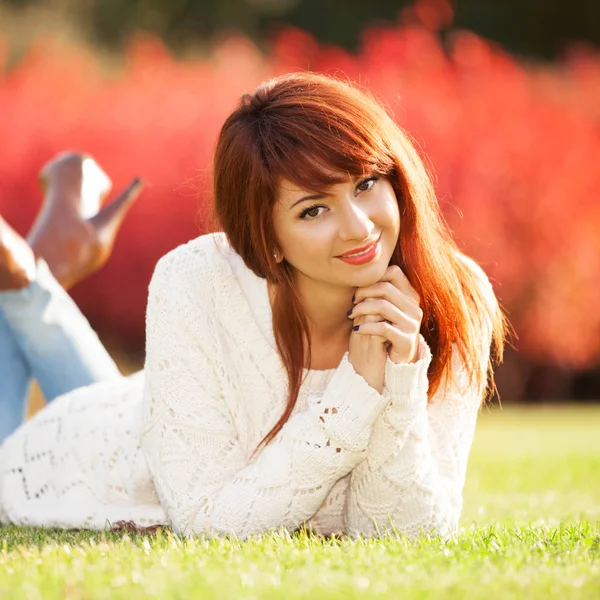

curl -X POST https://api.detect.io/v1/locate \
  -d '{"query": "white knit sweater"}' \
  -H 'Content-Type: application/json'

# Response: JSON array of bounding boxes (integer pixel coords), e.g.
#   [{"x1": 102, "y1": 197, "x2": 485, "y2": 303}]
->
[{"x1": 0, "y1": 232, "x2": 493, "y2": 539}]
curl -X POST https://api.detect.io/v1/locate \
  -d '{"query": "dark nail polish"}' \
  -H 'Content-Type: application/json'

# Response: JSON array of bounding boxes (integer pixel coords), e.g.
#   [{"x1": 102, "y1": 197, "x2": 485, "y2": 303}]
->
[
  {"x1": 346, "y1": 309, "x2": 352, "y2": 316},
  {"x1": 353, "y1": 325, "x2": 360, "y2": 331},
  {"x1": 352, "y1": 294, "x2": 356, "y2": 303}
]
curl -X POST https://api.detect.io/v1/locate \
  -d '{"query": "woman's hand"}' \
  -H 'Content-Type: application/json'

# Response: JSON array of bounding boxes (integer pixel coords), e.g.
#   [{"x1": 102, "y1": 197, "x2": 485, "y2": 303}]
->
[
  {"x1": 349, "y1": 265, "x2": 423, "y2": 365},
  {"x1": 347, "y1": 304, "x2": 388, "y2": 394}
]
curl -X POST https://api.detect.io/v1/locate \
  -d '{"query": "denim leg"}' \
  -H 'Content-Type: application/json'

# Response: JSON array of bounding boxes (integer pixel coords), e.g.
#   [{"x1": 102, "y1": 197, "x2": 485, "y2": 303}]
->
[
  {"x1": 0, "y1": 310, "x2": 32, "y2": 442},
  {"x1": 0, "y1": 259, "x2": 121, "y2": 403}
]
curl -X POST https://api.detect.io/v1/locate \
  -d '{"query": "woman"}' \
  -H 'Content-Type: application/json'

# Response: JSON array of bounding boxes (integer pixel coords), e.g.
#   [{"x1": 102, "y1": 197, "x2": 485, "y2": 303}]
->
[{"x1": 0, "y1": 72, "x2": 506, "y2": 539}]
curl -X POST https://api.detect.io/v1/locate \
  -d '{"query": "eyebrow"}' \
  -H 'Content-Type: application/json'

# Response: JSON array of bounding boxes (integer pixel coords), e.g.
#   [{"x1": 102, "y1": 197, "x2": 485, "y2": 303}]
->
[{"x1": 290, "y1": 193, "x2": 327, "y2": 210}]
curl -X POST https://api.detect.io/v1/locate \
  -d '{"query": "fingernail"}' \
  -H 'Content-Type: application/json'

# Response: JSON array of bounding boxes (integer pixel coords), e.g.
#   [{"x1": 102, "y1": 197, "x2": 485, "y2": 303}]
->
[
  {"x1": 352, "y1": 325, "x2": 360, "y2": 331},
  {"x1": 346, "y1": 309, "x2": 352, "y2": 316},
  {"x1": 352, "y1": 293, "x2": 356, "y2": 303}
]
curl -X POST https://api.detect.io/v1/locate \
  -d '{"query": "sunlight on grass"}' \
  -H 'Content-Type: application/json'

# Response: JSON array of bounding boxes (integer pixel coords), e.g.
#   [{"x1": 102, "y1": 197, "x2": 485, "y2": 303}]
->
[
  {"x1": 1, "y1": 405, "x2": 599, "y2": 599},
  {"x1": 463, "y1": 405, "x2": 600, "y2": 525}
]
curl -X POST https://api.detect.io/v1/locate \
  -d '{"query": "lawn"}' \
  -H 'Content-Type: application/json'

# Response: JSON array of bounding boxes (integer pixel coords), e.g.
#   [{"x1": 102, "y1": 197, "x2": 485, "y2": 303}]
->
[{"x1": 1, "y1": 405, "x2": 598, "y2": 599}]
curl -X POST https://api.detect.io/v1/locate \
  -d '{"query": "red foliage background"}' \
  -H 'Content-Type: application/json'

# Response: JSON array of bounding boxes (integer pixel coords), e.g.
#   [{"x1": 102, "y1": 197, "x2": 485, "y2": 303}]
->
[{"x1": 1, "y1": 2, "x2": 599, "y2": 395}]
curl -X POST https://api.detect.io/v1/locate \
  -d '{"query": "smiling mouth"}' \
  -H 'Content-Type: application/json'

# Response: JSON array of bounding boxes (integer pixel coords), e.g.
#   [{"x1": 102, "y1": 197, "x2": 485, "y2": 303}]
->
[{"x1": 336, "y1": 233, "x2": 382, "y2": 258}]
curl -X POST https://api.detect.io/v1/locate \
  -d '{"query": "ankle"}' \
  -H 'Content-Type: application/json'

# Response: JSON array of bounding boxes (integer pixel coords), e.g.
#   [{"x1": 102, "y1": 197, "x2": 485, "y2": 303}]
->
[
  {"x1": 0, "y1": 214, "x2": 38, "y2": 290},
  {"x1": 0, "y1": 241, "x2": 37, "y2": 292}
]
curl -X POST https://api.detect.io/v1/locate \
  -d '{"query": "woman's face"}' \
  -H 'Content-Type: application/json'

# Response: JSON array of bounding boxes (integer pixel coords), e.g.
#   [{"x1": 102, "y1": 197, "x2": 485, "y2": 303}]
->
[{"x1": 272, "y1": 173, "x2": 401, "y2": 290}]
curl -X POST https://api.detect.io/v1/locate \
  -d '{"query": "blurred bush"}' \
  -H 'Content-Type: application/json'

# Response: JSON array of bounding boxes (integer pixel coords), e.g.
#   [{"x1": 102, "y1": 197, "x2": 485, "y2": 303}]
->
[{"x1": 0, "y1": 1, "x2": 599, "y2": 399}]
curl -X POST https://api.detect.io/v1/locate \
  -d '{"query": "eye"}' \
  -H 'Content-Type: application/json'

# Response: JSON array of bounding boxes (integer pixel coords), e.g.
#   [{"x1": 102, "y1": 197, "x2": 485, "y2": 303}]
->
[
  {"x1": 356, "y1": 176, "x2": 379, "y2": 194},
  {"x1": 299, "y1": 204, "x2": 327, "y2": 220}
]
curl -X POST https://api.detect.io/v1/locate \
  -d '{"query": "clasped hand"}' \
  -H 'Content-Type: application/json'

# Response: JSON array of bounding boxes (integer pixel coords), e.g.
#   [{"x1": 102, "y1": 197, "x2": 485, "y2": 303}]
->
[{"x1": 347, "y1": 265, "x2": 423, "y2": 394}]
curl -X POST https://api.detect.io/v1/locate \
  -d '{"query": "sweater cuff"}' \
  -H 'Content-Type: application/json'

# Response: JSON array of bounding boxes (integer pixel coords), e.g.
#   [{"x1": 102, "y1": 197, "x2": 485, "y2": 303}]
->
[
  {"x1": 383, "y1": 334, "x2": 431, "y2": 412},
  {"x1": 308, "y1": 353, "x2": 389, "y2": 452}
]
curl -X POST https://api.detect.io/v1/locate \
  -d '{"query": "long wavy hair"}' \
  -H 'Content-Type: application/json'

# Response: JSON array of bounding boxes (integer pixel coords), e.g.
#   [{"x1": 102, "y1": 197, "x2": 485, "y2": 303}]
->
[{"x1": 211, "y1": 72, "x2": 506, "y2": 449}]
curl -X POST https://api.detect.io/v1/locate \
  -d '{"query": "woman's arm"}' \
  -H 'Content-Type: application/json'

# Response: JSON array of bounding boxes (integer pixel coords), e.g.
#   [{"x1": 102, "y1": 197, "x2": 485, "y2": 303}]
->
[
  {"x1": 140, "y1": 248, "x2": 389, "y2": 539},
  {"x1": 344, "y1": 267, "x2": 495, "y2": 540},
  {"x1": 344, "y1": 337, "x2": 487, "y2": 539}
]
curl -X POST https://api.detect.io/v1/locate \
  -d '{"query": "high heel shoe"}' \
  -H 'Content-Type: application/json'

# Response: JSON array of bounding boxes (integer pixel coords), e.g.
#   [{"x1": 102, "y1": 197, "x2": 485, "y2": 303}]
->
[
  {"x1": 27, "y1": 152, "x2": 144, "y2": 290},
  {"x1": 0, "y1": 214, "x2": 37, "y2": 291}
]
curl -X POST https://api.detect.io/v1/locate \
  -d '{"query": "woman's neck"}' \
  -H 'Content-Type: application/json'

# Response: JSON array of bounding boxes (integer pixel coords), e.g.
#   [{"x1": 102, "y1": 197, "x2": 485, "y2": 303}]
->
[{"x1": 269, "y1": 273, "x2": 355, "y2": 344}]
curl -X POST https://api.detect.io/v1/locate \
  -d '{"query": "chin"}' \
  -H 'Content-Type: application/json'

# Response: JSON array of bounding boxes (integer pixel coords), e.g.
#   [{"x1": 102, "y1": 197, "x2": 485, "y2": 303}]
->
[{"x1": 342, "y1": 261, "x2": 390, "y2": 288}]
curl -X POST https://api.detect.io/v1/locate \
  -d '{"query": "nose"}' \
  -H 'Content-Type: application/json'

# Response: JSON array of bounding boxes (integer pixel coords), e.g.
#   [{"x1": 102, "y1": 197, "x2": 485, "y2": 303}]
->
[{"x1": 337, "y1": 197, "x2": 374, "y2": 242}]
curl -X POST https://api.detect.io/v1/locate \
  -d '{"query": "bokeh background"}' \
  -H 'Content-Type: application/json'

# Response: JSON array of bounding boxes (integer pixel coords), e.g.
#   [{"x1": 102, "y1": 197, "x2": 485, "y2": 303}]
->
[{"x1": 1, "y1": 0, "x2": 599, "y2": 404}]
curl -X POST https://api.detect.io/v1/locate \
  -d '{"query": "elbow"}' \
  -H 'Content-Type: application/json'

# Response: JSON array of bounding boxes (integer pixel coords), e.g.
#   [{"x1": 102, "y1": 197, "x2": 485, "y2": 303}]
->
[
  {"x1": 423, "y1": 512, "x2": 459, "y2": 541},
  {"x1": 165, "y1": 500, "x2": 222, "y2": 538},
  {"x1": 392, "y1": 511, "x2": 459, "y2": 541},
  {"x1": 414, "y1": 499, "x2": 461, "y2": 541},
  {"x1": 165, "y1": 506, "x2": 220, "y2": 538},
  {"x1": 168, "y1": 504, "x2": 261, "y2": 540},
  {"x1": 408, "y1": 488, "x2": 462, "y2": 541}
]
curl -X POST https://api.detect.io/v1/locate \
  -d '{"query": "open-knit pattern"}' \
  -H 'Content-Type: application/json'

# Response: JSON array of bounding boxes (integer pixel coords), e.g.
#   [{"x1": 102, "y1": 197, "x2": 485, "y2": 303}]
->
[{"x1": 0, "y1": 232, "x2": 493, "y2": 538}]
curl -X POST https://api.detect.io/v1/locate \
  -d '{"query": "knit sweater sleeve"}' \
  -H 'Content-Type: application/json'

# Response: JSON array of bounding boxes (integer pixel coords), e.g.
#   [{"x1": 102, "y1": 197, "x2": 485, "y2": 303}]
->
[
  {"x1": 140, "y1": 247, "x2": 389, "y2": 539},
  {"x1": 344, "y1": 259, "x2": 496, "y2": 540}
]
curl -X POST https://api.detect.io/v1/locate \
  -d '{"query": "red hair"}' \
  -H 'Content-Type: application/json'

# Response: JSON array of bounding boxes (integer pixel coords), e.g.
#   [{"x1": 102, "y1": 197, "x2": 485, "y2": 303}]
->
[{"x1": 211, "y1": 72, "x2": 506, "y2": 449}]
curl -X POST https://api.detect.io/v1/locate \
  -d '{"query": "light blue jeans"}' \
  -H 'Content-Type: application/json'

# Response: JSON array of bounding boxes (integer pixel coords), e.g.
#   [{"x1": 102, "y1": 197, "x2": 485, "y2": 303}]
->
[{"x1": 0, "y1": 260, "x2": 122, "y2": 444}]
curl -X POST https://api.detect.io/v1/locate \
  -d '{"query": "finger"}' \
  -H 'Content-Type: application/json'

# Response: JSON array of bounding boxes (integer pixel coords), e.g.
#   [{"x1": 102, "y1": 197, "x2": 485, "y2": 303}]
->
[
  {"x1": 350, "y1": 322, "x2": 387, "y2": 345},
  {"x1": 351, "y1": 311, "x2": 384, "y2": 328},
  {"x1": 354, "y1": 281, "x2": 422, "y2": 321},
  {"x1": 352, "y1": 321, "x2": 414, "y2": 347},
  {"x1": 379, "y1": 265, "x2": 420, "y2": 305},
  {"x1": 348, "y1": 297, "x2": 418, "y2": 330},
  {"x1": 350, "y1": 298, "x2": 384, "y2": 326}
]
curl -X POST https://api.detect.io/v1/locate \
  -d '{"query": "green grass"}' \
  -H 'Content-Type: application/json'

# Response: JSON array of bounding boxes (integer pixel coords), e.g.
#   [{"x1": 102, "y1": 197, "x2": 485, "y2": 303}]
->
[{"x1": 1, "y1": 405, "x2": 599, "y2": 599}]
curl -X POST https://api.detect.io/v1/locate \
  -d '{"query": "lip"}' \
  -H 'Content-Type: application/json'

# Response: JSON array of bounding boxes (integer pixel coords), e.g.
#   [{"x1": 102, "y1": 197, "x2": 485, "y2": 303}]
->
[
  {"x1": 336, "y1": 233, "x2": 382, "y2": 258},
  {"x1": 335, "y1": 234, "x2": 383, "y2": 265}
]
